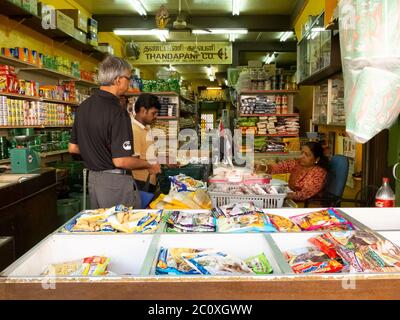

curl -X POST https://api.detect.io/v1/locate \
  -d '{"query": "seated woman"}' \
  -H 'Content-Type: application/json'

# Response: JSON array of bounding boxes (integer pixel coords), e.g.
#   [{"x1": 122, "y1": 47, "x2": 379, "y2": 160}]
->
[{"x1": 266, "y1": 142, "x2": 329, "y2": 201}]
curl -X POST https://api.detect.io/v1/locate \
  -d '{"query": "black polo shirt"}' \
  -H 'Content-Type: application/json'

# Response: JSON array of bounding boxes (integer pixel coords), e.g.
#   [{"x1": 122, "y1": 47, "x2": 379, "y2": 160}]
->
[{"x1": 70, "y1": 89, "x2": 133, "y2": 171}]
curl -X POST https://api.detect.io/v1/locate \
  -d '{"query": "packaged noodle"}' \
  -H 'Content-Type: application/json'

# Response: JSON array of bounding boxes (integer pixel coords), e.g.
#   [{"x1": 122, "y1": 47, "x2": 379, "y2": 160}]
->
[
  {"x1": 42, "y1": 256, "x2": 111, "y2": 276},
  {"x1": 266, "y1": 213, "x2": 301, "y2": 232},
  {"x1": 245, "y1": 253, "x2": 273, "y2": 274},
  {"x1": 285, "y1": 247, "x2": 344, "y2": 274},
  {"x1": 289, "y1": 208, "x2": 354, "y2": 231},
  {"x1": 184, "y1": 251, "x2": 254, "y2": 275},
  {"x1": 155, "y1": 247, "x2": 203, "y2": 275},
  {"x1": 215, "y1": 212, "x2": 276, "y2": 233}
]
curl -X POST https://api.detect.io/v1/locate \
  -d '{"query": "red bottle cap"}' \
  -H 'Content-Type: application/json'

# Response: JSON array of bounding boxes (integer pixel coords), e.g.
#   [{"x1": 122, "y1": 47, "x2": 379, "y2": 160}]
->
[{"x1": 383, "y1": 177, "x2": 390, "y2": 183}]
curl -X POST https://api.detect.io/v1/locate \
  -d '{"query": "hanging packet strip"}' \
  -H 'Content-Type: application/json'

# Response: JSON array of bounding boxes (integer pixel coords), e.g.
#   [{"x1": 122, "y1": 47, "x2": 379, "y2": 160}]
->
[{"x1": 289, "y1": 208, "x2": 354, "y2": 231}]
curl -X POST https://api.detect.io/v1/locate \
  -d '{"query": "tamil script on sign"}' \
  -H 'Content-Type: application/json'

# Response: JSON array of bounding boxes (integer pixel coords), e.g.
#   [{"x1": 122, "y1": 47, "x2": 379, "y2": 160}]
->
[{"x1": 132, "y1": 42, "x2": 232, "y2": 65}]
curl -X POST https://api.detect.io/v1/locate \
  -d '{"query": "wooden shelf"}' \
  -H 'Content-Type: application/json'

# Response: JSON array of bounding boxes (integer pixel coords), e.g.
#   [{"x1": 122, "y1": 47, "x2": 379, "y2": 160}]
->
[
  {"x1": 0, "y1": 93, "x2": 79, "y2": 105},
  {"x1": 74, "y1": 79, "x2": 99, "y2": 87},
  {"x1": 125, "y1": 92, "x2": 179, "y2": 97},
  {"x1": 0, "y1": 125, "x2": 72, "y2": 129},
  {"x1": 240, "y1": 113, "x2": 299, "y2": 117},
  {"x1": 242, "y1": 133, "x2": 299, "y2": 137},
  {"x1": 0, "y1": 1, "x2": 106, "y2": 62},
  {"x1": 0, "y1": 55, "x2": 38, "y2": 69},
  {"x1": 240, "y1": 90, "x2": 299, "y2": 95},
  {"x1": 41, "y1": 98, "x2": 79, "y2": 106},
  {"x1": 0, "y1": 93, "x2": 41, "y2": 101},
  {"x1": 20, "y1": 67, "x2": 79, "y2": 81}
]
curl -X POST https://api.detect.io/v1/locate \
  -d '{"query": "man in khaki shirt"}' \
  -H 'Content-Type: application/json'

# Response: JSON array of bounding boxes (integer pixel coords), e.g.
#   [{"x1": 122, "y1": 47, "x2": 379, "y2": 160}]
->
[{"x1": 132, "y1": 93, "x2": 161, "y2": 192}]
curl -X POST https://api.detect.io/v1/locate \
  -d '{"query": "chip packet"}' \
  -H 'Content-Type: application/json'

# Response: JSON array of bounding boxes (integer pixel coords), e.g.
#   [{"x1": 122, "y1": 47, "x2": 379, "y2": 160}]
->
[
  {"x1": 285, "y1": 247, "x2": 344, "y2": 274},
  {"x1": 42, "y1": 256, "x2": 111, "y2": 276},
  {"x1": 184, "y1": 251, "x2": 254, "y2": 275},
  {"x1": 215, "y1": 212, "x2": 277, "y2": 233},
  {"x1": 245, "y1": 253, "x2": 273, "y2": 274},
  {"x1": 155, "y1": 247, "x2": 202, "y2": 275},
  {"x1": 266, "y1": 213, "x2": 301, "y2": 232},
  {"x1": 289, "y1": 208, "x2": 354, "y2": 231}
]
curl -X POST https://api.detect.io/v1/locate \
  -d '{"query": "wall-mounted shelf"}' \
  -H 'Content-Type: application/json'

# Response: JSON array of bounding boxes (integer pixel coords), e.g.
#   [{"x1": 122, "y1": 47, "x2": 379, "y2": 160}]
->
[
  {"x1": 0, "y1": 93, "x2": 79, "y2": 106},
  {"x1": 240, "y1": 90, "x2": 299, "y2": 95},
  {"x1": 1, "y1": 1, "x2": 106, "y2": 61},
  {"x1": 240, "y1": 113, "x2": 299, "y2": 117},
  {"x1": 0, "y1": 125, "x2": 72, "y2": 129}
]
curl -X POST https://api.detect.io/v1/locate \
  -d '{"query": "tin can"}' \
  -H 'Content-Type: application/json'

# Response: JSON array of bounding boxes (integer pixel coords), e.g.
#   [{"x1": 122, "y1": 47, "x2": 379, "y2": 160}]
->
[{"x1": 275, "y1": 95, "x2": 282, "y2": 106}]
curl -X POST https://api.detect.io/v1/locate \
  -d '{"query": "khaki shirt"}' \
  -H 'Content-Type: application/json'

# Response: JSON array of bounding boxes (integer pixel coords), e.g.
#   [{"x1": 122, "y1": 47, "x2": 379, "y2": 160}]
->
[{"x1": 132, "y1": 118, "x2": 157, "y2": 185}]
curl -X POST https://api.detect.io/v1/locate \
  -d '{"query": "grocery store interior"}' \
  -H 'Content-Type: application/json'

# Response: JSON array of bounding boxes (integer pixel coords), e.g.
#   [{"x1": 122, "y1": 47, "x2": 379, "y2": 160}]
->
[{"x1": 1, "y1": 0, "x2": 400, "y2": 300}]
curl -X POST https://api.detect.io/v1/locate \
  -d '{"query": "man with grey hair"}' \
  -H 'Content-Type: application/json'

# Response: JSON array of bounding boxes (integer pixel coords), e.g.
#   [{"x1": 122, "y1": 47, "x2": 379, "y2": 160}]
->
[{"x1": 69, "y1": 55, "x2": 161, "y2": 209}]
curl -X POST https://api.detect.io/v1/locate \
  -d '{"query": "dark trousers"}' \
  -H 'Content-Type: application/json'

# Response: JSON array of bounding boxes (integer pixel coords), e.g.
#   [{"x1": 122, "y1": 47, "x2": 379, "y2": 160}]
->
[
  {"x1": 89, "y1": 171, "x2": 140, "y2": 209},
  {"x1": 135, "y1": 179, "x2": 157, "y2": 193}
]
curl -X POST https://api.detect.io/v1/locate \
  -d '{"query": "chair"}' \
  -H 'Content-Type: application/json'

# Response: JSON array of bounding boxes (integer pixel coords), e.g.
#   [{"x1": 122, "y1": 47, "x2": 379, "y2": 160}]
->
[{"x1": 304, "y1": 155, "x2": 349, "y2": 207}]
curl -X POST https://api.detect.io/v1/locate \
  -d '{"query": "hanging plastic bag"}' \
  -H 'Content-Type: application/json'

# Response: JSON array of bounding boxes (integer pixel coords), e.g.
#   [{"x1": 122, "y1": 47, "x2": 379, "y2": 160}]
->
[{"x1": 339, "y1": 0, "x2": 400, "y2": 143}]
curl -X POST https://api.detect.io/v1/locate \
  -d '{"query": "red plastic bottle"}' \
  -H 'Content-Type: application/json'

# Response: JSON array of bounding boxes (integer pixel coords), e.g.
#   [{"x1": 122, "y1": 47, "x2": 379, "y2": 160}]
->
[{"x1": 375, "y1": 177, "x2": 395, "y2": 207}]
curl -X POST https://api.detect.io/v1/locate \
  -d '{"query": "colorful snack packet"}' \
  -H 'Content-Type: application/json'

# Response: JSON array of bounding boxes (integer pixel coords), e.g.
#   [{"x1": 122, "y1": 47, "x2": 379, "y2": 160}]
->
[
  {"x1": 266, "y1": 213, "x2": 301, "y2": 232},
  {"x1": 155, "y1": 247, "x2": 202, "y2": 275},
  {"x1": 245, "y1": 253, "x2": 273, "y2": 274},
  {"x1": 289, "y1": 208, "x2": 354, "y2": 231},
  {"x1": 309, "y1": 235, "x2": 339, "y2": 259},
  {"x1": 185, "y1": 251, "x2": 254, "y2": 275}
]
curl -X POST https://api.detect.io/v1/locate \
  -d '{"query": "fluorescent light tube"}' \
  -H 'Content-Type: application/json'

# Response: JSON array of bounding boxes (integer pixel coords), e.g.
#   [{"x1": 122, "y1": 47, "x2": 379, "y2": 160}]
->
[
  {"x1": 207, "y1": 87, "x2": 222, "y2": 90},
  {"x1": 192, "y1": 28, "x2": 248, "y2": 35},
  {"x1": 232, "y1": 0, "x2": 240, "y2": 16},
  {"x1": 280, "y1": 31, "x2": 293, "y2": 42},
  {"x1": 130, "y1": 0, "x2": 147, "y2": 16}
]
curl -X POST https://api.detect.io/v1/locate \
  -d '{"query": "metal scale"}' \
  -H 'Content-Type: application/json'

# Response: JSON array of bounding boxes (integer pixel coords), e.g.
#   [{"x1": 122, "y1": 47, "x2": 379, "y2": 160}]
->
[{"x1": 9, "y1": 135, "x2": 41, "y2": 173}]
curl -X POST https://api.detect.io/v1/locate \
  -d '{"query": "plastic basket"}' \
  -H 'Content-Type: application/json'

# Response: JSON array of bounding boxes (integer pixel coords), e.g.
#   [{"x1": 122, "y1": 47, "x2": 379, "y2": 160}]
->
[{"x1": 208, "y1": 185, "x2": 286, "y2": 208}]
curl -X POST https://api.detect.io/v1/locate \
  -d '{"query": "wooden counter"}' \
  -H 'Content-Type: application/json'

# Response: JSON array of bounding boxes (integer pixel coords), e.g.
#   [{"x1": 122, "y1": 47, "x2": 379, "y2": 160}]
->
[{"x1": 0, "y1": 169, "x2": 58, "y2": 258}]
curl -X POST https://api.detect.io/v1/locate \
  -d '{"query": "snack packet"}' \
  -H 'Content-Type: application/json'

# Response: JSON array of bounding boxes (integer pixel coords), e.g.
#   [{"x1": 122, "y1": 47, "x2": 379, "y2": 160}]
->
[
  {"x1": 107, "y1": 210, "x2": 162, "y2": 233},
  {"x1": 185, "y1": 251, "x2": 254, "y2": 275},
  {"x1": 289, "y1": 208, "x2": 354, "y2": 231},
  {"x1": 155, "y1": 247, "x2": 202, "y2": 275},
  {"x1": 285, "y1": 247, "x2": 344, "y2": 274},
  {"x1": 215, "y1": 212, "x2": 277, "y2": 233},
  {"x1": 213, "y1": 202, "x2": 257, "y2": 218},
  {"x1": 245, "y1": 253, "x2": 273, "y2": 274},
  {"x1": 169, "y1": 174, "x2": 207, "y2": 192},
  {"x1": 308, "y1": 235, "x2": 339, "y2": 259},
  {"x1": 166, "y1": 211, "x2": 215, "y2": 232},
  {"x1": 266, "y1": 213, "x2": 301, "y2": 232},
  {"x1": 42, "y1": 256, "x2": 111, "y2": 276}
]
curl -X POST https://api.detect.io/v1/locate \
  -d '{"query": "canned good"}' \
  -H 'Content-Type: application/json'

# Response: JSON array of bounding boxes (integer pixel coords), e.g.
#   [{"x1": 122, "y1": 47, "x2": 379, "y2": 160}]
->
[
  {"x1": 282, "y1": 95, "x2": 288, "y2": 105},
  {"x1": 282, "y1": 104, "x2": 288, "y2": 114},
  {"x1": 276, "y1": 105, "x2": 282, "y2": 114}
]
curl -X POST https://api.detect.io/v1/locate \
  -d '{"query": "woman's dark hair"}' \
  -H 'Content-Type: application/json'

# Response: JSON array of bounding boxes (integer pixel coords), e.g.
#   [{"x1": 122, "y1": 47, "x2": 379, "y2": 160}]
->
[
  {"x1": 134, "y1": 93, "x2": 161, "y2": 113},
  {"x1": 305, "y1": 141, "x2": 330, "y2": 170}
]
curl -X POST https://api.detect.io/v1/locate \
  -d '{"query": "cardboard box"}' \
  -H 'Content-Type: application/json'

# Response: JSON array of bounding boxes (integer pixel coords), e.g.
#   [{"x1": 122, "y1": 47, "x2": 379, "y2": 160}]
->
[
  {"x1": 97, "y1": 43, "x2": 114, "y2": 55},
  {"x1": 21, "y1": 0, "x2": 38, "y2": 15},
  {"x1": 59, "y1": 9, "x2": 88, "y2": 32},
  {"x1": 0, "y1": 75, "x2": 19, "y2": 93},
  {"x1": 73, "y1": 28, "x2": 87, "y2": 44},
  {"x1": 56, "y1": 10, "x2": 75, "y2": 37}
]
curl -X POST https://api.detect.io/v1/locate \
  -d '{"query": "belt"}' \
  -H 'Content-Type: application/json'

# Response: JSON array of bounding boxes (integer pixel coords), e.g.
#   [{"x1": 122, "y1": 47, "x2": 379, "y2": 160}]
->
[{"x1": 102, "y1": 169, "x2": 132, "y2": 175}]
